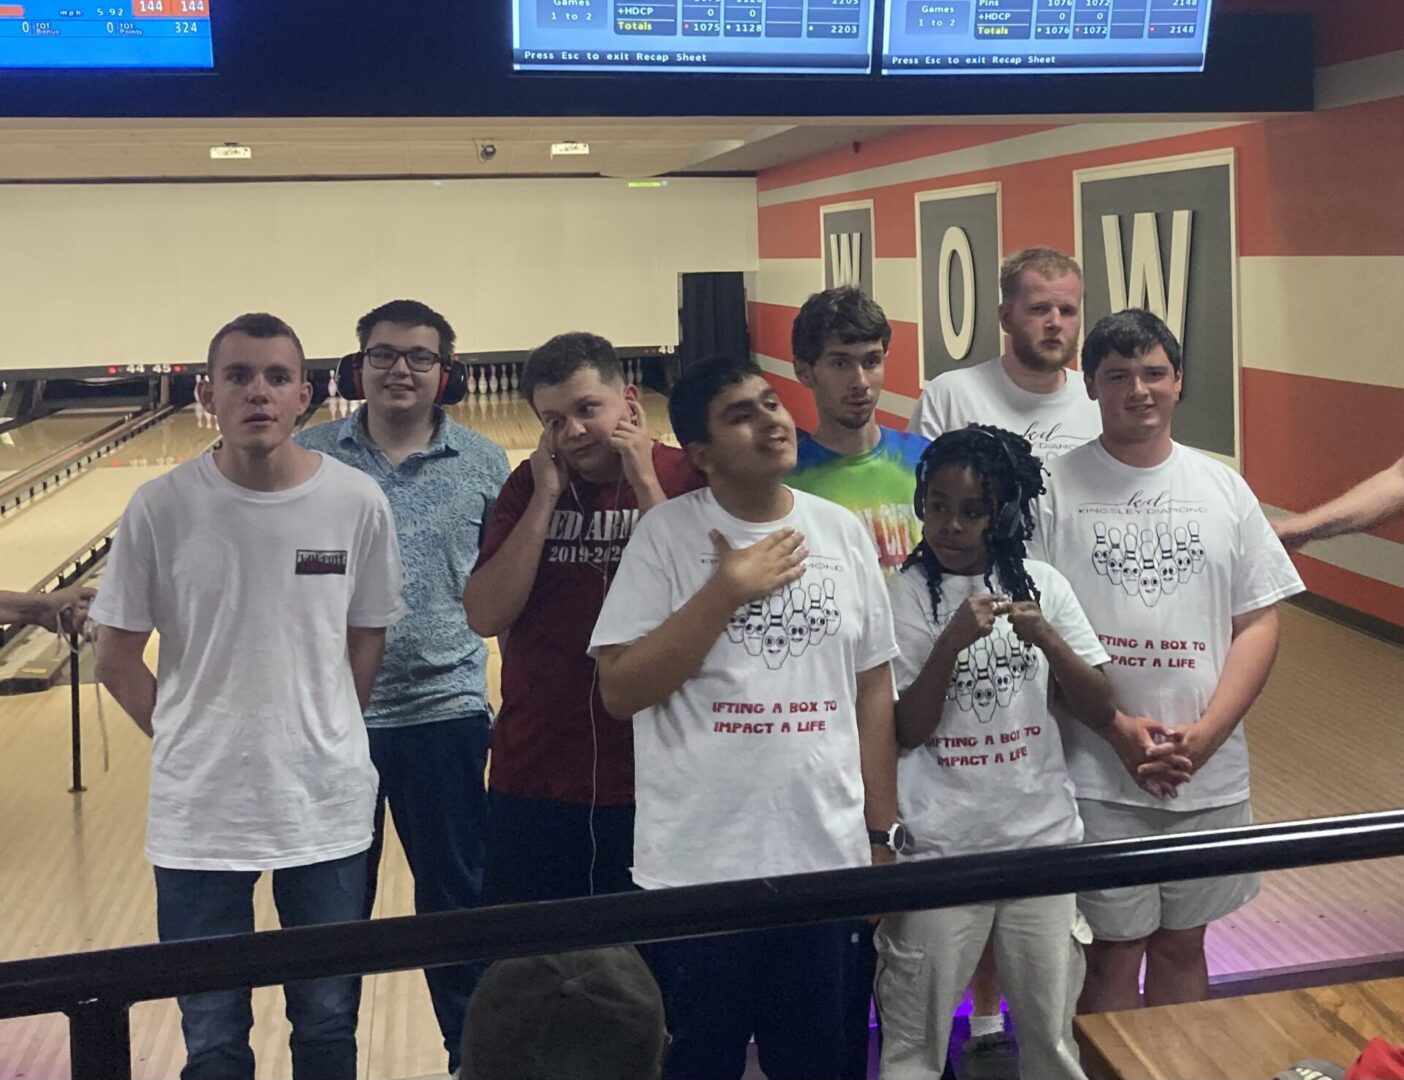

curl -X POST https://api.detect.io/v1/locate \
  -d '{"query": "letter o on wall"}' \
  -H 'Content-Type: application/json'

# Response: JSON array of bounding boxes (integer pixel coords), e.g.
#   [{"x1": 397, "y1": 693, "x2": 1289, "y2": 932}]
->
[{"x1": 939, "y1": 226, "x2": 976, "y2": 361}]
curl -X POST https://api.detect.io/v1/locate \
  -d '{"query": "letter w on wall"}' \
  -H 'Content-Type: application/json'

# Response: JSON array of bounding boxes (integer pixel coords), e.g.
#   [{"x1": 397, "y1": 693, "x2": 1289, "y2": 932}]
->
[
  {"x1": 1101, "y1": 210, "x2": 1192, "y2": 340},
  {"x1": 828, "y1": 232, "x2": 862, "y2": 288}
]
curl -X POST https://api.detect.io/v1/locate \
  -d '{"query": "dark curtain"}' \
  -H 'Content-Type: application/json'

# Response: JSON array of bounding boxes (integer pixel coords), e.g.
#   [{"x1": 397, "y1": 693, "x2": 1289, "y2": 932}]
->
[{"x1": 679, "y1": 272, "x2": 749, "y2": 371}]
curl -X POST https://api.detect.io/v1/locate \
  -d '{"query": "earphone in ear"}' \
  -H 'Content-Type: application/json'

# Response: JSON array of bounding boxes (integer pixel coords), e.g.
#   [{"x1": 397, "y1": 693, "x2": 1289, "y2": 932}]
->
[{"x1": 332, "y1": 353, "x2": 469, "y2": 406}]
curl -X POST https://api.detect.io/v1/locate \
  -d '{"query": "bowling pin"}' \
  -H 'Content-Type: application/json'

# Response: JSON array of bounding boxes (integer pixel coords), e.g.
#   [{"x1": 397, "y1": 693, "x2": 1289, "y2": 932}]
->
[
  {"x1": 742, "y1": 600, "x2": 766, "y2": 657},
  {"x1": 991, "y1": 635, "x2": 1015, "y2": 708},
  {"x1": 786, "y1": 588, "x2": 811, "y2": 658},
  {"x1": 510, "y1": 363, "x2": 520, "y2": 394},
  {"x1": 1188, "y1": 522, "x2": 1207, "y2": 574},
  {"x1": 806, "y1": 582, "x2": 826, "y2": 644},
  {"x1": 726, "y1": 604, "x2": 747, "y2": 644},
  {"x1": 822, "y1": 579, "x2": 841, "y2": 636},
  {"x1": 762, "y1": 599, "x2": 788, "y2": 670},
  {"x1": 953, "y1": 652, "x2": 975, "y2": 711},
  {"x1": 970, "y1": 640, "x2": 997, "y2": 724},
  {"x1": 1173, "y1": 526, "x2": 1193, "y2": 583},
  {"x1": 488, "y1": 365, "x2": 499, "y2": 395},
  {"x1": 1138, "y1": 540, "x2": 1161, "y2": 608},
  {"x1": 1091, "y1": 522, "x2": 1111, "y2": 576},
  {"x1": 1106, "y1": 526, "x2": 1125, "y2": 586},
  {"x1": 1157, "y1": 530, "x2": 1179, "y2": 595},
  {"x1": 1121, "y1": 524, "x2": 1142, "y2": 597},
  {"x1": 1005, "y1": 630, "x2": 1027, "y2": 690}
]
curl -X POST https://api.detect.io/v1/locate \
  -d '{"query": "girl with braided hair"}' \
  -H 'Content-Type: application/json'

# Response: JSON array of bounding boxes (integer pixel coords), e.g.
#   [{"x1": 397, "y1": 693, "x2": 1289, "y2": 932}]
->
[{"x1": 874, "y1": 424, "x2": 1114, "y2": 1080}]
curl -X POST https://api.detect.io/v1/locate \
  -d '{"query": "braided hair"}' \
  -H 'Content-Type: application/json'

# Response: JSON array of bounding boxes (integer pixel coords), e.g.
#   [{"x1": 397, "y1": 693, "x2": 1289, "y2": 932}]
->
[{"x1": 902, "y1": 424, "x2": 1046, "y2": 625}]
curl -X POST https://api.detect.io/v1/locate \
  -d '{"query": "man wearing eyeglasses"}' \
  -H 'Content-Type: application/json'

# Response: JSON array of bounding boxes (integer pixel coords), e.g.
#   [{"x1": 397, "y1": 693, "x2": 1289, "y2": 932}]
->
[{"x1": 299, "y1": 299, "x2": 509, "y2": 1077}]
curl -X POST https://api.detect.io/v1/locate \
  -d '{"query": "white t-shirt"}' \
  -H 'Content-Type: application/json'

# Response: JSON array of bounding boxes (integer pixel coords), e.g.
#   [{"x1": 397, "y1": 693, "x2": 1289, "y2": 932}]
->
[
  {"x1": 889, "y1": 560, "x2": 1108, "y2": 860},
  {"x1": 589, "y1": 487, "x2": 900, "y2": 889},
  {"x1": 1030, "y1": 440, "x2": 1304, "y2": 811},
  {"x1": 91, "y1": 453, "x2": 406, "y2": 871},
  {"x1": 908, "y1": 356, "x2": 1102, "y2": 462}
]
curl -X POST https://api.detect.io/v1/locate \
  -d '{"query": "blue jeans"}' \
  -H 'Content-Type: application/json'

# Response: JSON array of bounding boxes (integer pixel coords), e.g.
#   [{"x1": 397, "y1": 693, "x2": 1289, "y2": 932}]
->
[
  {"x1": 154, "y1": 851, "x2": 367, "y2": 1080},
  {"x1": 363, "y1": 713, "x2": 491, "y2": 1073}
]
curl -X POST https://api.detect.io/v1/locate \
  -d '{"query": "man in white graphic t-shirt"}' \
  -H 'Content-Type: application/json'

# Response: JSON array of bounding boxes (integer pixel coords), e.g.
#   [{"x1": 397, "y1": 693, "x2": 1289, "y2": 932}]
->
[
  {"x1": 94, "y1": 314, "x2": 405, "y2": 1080},
  {"x1": 1031, "y1": 309, "x2": 1303, "y2": 1014},
  {"x1": 590, "y1": 356, "x2": 902, "y2": 1080},
  {"x1": 909, "y1": 247, "x2": 1102, "y2": 462}
]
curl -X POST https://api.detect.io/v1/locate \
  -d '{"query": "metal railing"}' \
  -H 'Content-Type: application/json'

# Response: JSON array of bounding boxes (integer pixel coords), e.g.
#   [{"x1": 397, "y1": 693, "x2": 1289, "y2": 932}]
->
[{"x1": 1, "y1": 810, "x2": 1402, "y2": 1079}]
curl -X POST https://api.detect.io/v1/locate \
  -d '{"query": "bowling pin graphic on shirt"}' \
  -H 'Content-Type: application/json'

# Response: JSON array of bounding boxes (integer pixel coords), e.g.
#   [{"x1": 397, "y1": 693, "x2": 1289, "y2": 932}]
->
[
  {"x1": 1173, "y1": 526, "x2": 1193, "y2": 583},
  {"x1": 970, "y1": 639, "x2": 997, "y2": 724},
  {"x1": 1122, "y1": 524, "x2": 1142, "y2": 597},
  {"x1": 822, "y1": 579, "x2": 841, "y2": 636},
  {"x1": 762, "y1": 598, "x2": 788, "y2": 671},
  {"x1": 1188, "y1": 521, "x2": 1207, "y2": 573},
  {"x1": 742, "y1": 600, "x2": 766, "y2": 656},
  {"x1": 806, "y1": 582, "x2": 827, "y2": 644},
  {"x1": 1092, "y1": 522, "x2": 1111, "y2": 577},
  {"x1": 1106, "y1": 526, "x2": 1126, "y2": 586},
  {"x1": 1155, "y1": 524, "x2": 1179, "y2": 596},
  {"x1": 991, "y1": 636, "x2": 1015, "y2": 708},
  {"x1": 1137, "y1": 540, "x2": 1161, "y2": 608},
  {"x1": 785, "y1": 588, "x2": 811, "y2": 659}
]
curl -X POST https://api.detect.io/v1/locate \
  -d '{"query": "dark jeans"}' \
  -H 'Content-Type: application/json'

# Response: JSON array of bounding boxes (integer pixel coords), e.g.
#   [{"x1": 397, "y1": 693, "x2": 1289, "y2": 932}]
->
[
  {"x1": 644, "y1": 922, "x2": 852, "y2": 1080},
  {"x1": 154, "y1": 851, "x2": 367, "y2": 1080},
  {"x1": 363, "y1": 713, "x2": 491, "y2": 1073},
  {"x1": 481, "y1": 789, "x2": 636, "y2": 904}
]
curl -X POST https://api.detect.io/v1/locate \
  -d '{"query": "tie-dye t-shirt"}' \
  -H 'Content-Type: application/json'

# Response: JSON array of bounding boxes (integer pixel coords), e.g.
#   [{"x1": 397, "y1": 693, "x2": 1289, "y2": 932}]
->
[{"x1": 790, "y1": 427, "x2": 929, "y2": 575}]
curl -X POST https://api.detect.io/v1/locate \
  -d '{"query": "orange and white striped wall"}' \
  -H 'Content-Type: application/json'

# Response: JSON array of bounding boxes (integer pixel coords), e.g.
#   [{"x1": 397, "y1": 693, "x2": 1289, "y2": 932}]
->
[{"x1": 748, "y1": 5, "x2": 1404, "y2": 628}]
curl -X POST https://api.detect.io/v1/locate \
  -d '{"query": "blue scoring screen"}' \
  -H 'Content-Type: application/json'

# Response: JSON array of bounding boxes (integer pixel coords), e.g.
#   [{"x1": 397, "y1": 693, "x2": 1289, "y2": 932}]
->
[
  {"x1": 0, "y1": 0, "x2": 213, "y2": 70},
  {"x1": 882, "y1": 0, "x2": 1214, "y2": 75},
  {"x1": 514, "y1": 0, "x2": 877, "y2": 74}
]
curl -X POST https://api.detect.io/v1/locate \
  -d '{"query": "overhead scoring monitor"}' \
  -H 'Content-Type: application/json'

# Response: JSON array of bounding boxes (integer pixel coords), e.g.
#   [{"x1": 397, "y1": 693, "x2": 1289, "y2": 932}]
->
[
  {"x1": 514, "y1": 0, "x2": 877, "y2": 74},
  {"x1": 882, "y1": 0, "x2": 1214, "y2": 75},
  {"x1": 0, "y1": 1, "x2": 213, "y2": 69}
]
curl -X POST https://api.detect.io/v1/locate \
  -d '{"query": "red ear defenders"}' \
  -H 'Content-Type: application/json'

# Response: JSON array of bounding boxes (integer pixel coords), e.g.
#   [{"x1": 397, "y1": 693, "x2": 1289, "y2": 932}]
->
[{"x1": 335, "y1": 352, "x2": 469, "y2": 407}]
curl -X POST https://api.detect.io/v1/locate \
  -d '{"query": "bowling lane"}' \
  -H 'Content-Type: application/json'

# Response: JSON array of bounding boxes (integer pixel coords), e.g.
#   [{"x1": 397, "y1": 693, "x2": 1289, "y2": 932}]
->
[
  {"x1": 0, "y1": 409, "x2": 221, "y2": 592},
  {"x1": 0, "y1": 410, "x2": 129, "y2": 482},
  {"x1": 0, "y1": 402, "x2": 338, "y2": 593}
]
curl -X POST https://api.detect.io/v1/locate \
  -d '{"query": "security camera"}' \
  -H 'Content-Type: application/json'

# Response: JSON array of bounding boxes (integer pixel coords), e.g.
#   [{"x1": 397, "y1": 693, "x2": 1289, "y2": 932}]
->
[{"x1": 477, "y1": 142, "x2": 497, "y2": 163}]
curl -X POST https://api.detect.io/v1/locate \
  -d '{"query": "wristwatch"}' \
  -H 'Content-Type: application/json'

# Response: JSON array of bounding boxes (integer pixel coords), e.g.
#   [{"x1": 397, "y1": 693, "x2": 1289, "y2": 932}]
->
[{"x1": 868, "y1": 822, "x2": 911, "y2": 854}]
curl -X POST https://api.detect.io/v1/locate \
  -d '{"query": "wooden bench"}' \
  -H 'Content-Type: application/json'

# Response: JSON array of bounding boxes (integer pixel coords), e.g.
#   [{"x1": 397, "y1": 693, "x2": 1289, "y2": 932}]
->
[{"x1": 1075, "y1": 977, "x2": 1404, "y2": 1079}]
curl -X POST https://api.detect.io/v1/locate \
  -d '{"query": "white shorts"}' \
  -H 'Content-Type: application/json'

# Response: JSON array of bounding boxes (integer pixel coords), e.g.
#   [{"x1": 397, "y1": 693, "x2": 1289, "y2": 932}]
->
[{"x1": 1076, "y1": 798, "x2": 1260, "y2": 942}]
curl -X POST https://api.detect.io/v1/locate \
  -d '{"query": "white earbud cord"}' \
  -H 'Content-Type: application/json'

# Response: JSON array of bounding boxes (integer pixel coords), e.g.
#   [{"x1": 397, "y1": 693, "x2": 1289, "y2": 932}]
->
[{"x1": 574, "y1": 472, "x2": 625, "y2": 898}]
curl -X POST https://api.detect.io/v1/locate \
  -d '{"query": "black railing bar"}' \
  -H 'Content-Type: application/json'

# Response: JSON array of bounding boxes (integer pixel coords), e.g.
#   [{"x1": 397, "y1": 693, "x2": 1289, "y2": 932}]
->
[{"x1": 1, "y1": 810, "x2": 1403, "y2": 1019}]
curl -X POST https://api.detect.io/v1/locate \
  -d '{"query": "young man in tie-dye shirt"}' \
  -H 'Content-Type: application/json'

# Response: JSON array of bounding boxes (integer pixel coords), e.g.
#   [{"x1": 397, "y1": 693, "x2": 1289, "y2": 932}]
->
[
  {"x1": 790, "y1": 287, "x2": 929, "y2": 576},
  {"x1": 787, "y1": 286, "x2": 928, "y2": 1080}
]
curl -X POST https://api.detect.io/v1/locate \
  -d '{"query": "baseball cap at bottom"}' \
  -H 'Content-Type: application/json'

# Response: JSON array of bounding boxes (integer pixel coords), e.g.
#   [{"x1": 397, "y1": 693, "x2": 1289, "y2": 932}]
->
[{"x1": 463, "y1": 945, "x2": 667, "y2": 1080}]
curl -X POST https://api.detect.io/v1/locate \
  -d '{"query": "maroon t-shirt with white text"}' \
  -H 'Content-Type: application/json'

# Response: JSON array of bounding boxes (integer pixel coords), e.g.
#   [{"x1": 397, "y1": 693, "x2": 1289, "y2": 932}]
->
[{"x1": 477, "y1": 442, "x2": 706, "y2": 805}]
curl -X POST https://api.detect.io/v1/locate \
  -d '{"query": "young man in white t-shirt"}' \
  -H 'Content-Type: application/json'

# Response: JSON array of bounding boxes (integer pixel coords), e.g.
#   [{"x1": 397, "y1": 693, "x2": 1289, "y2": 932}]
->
[
  {"x1": 93, "y1": 314, "x2": 405, "y2": 1080},
  {"x1": 1030, "y1": 309, "x2": 1304, "y2": 1013},
  {"x1": 589, "y1": 356, "x2": 902, "y2": 1080},
  {"x1": 908, "y1": 247, "x2": 1102, "y2": 463}
]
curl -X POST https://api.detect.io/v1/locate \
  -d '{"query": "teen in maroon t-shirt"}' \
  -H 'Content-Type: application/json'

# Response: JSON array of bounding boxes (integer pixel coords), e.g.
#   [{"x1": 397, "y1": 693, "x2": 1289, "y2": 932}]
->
[{"x1": 466, "y1": 332, "x2": 704, "y2": 902}]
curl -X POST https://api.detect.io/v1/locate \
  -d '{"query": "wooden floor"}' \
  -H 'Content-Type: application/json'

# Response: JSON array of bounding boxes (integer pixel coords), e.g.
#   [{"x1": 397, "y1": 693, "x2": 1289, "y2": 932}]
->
[{"x1": 1, "y1": 392, "x2": 1402, "y2": 1078}]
